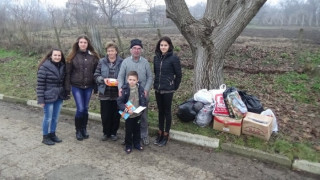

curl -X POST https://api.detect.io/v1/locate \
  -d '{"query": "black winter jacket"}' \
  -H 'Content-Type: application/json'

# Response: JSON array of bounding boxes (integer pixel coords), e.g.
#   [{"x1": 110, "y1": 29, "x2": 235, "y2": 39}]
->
[
  {"x1": 117, "y1": 83, "x2": 147, "y2": 111},
  {"x1": 65, "y1": 51, "x2": 98, "y2": 92},
  {"x1": 37, "y1": 59, "x2": 67, "y2": 104},
  {"x1": 153, "y1": 51, "x2": 182, "y2": 91}
]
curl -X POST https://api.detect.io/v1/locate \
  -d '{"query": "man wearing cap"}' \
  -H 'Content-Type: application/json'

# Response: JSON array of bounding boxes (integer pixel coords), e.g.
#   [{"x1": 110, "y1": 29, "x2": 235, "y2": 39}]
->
[{"x1": 117, "y1": 39, "x2": 153, "y2": 145}]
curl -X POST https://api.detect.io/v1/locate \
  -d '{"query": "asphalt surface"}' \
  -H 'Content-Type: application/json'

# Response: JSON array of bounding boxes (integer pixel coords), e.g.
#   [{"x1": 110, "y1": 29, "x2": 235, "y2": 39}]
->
[{"x1": 0, "y1": 101, "x2": 318, "y2": 180}]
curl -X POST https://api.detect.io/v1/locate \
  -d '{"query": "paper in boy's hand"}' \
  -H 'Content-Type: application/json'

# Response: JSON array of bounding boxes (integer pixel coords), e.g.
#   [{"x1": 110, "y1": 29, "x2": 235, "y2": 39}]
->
[
  {"x1": 133, "y1": 106, "x2": 146, "y2": 114},
  {"x1": 118, "y1": 101, "x2": 146, "y2": 120}
]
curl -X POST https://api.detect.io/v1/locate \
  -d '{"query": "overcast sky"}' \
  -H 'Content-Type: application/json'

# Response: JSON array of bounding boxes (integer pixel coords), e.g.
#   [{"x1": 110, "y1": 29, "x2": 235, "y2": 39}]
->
[
  {"x1": 43, "y1": 0, "x2": 206, "y2": 8},
  {"x1": 25, "y1": 0, "x2": 280, "y2": 9}
]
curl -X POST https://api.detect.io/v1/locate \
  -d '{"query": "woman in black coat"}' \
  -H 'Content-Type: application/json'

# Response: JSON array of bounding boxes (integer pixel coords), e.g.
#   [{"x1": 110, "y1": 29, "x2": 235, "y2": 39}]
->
[
  {"x1": 37, "y1": 48, "x2": 68, "y2": 145},
  {"x1": 153, "y1": 36, "x2": 182, "y2": 146}
]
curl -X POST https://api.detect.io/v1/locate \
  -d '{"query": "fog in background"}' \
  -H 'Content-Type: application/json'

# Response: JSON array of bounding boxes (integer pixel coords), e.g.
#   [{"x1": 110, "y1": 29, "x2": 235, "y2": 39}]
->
[{"x1": 0, "y1": 0, "x2": 319, "y2": 54}]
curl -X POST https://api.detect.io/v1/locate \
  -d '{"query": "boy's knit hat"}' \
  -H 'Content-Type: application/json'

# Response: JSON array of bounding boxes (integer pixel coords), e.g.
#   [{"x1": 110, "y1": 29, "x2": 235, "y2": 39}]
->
[{"x1": 130, "y1": 39, "x2": 143, "y2": 49}]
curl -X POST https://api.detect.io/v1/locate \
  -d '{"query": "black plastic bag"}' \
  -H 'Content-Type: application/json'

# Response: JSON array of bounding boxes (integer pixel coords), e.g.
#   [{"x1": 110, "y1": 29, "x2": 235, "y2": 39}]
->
[
  {"x1": 176, "y1": 98, "x2": 197, "y2": 122},
  {"x1": 238, "y1": 91, "x2": 264, "y2": 114}
]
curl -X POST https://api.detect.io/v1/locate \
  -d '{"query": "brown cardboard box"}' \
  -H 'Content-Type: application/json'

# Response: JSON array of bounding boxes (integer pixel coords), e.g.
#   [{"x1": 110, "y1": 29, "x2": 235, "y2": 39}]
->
[
  {"x1": 242, "y1": 112, "x2": 273, "y2": 141},
  {"x1": 213, "y1": 116, "x2": 242, "y2": 136}
]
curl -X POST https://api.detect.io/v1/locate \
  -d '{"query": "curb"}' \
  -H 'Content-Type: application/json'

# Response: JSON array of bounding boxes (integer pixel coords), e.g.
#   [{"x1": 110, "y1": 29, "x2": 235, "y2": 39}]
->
[
  {"x1": 221, "y1": 143, "x2": 292, "y2": 168},
  {"x1": 1, "y1": 94, "x2": 320, "y2": 175},
  {"x1": 293, "y1": 160, "x2": 320, "y2": 175}
]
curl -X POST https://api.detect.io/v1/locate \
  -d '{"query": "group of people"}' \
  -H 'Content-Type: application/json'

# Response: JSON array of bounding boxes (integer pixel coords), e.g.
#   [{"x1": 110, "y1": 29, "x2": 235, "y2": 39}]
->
[{"x1": 36, "y1": 35, "x2": 182, "y2": 154}]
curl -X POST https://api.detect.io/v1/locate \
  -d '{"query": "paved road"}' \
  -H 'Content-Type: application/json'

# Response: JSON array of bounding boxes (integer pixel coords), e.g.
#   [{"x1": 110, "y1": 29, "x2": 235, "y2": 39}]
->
[{"x1": 0, "y1": 101, "x2": 318, "y2": 180}]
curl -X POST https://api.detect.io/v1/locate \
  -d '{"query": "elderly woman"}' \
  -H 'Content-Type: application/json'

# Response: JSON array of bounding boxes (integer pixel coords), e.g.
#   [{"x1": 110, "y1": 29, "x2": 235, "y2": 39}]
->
[{"x1": 94, "y1": 42, "x2": 123, "y2": 141}]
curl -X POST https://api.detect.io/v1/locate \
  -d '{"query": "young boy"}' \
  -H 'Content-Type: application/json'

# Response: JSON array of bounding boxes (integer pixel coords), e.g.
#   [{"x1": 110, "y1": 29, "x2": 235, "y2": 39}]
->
[{"x1": 117, "y1": 71, "x2": 147, "y2": 154}]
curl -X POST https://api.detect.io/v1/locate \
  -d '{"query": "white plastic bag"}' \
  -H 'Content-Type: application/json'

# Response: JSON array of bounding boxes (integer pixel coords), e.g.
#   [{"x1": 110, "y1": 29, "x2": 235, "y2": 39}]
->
[
  {"x1": 209, "y1": 84, "x2": 226, "y2": 97},
  {"x1": 194, "y1": 89, "x2": 213, "y2": 104},
  {"x1": 261, "y1": 109, "x2": 278, "y2": 132}
]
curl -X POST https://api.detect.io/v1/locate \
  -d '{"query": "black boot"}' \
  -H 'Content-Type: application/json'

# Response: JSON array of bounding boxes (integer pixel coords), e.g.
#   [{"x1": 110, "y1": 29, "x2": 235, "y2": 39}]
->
[
  {"x1": 158, "y1": 132, "x2": 169, "y2": 147},
  {"x1": 81, "y1": 114, "x2": 89, "y2": 139},
  {"x1": 49, "y1": 132, "x2": 62, "y2": 143},
  {"x1": 154, "y1": 130, "x2": 163, "y2": 145},
  {"x1": 76, "y1": 130, "x2": 83, "y2": 141},
  {"x1": 75, "y1": 117, "x2": 83, "y2": 141},
  {"x1": 42, "y1": 135, "x2": 55, "y2": 145}
]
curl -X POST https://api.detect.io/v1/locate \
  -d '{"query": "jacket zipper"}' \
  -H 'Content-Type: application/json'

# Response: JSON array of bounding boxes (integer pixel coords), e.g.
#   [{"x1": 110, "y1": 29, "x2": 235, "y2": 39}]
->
[{"x1": 158, "y1": 57, "x2": 164, "y2": 89}]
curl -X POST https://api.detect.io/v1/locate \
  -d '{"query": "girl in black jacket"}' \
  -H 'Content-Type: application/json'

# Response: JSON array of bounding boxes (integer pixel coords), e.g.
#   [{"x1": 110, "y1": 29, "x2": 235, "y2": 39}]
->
[
  {"x1": 37, "y1": 48, "x2": 68, "y2": 145},
  {"x1": 153, "y1": 36, "x2": 182, "y2": 146}
]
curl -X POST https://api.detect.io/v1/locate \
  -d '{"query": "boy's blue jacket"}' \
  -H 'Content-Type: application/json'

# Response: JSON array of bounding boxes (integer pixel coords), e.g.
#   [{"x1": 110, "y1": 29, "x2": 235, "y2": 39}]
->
[{"x1": 117, "y1": 82, "x2": 147, "y2": 111}]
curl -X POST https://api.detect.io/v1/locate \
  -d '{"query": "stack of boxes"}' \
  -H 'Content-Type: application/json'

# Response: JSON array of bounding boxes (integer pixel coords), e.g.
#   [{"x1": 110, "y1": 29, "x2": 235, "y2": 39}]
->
[{"x1": 213, "y1": 112, "x2": 273, "y2": 141}]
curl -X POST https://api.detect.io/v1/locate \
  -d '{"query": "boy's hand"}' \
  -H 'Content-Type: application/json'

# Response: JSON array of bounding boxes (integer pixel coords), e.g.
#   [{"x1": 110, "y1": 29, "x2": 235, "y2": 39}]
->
[
  {"x1": 118, "y1": 88, "x2": 122, "y2": 96},
  {"x1": 128, "y1": 110, "x2": 133, "y2": 115}
]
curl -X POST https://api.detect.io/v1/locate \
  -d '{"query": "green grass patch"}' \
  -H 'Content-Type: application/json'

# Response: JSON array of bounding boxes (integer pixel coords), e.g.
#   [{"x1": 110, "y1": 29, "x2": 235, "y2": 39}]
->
[
  {"x1": 0, "y1": 49, "x2": 19, "y2": 58},
  {"x1": 275, "y1": 72, "x2": 316, "y2": 103}
]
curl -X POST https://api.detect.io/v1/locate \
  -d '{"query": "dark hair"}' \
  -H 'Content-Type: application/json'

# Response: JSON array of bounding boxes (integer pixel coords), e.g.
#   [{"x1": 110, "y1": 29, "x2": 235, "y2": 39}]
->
[
  {"x1": 38, "y1": 48, "x2": 65, "y2": 70},
  {"x1": 66, "y1": 34, "x2": 100, "y2": 63},
  {"x1": 105, "y1": 42, "x2": 119, "y2": 53},
  {"x1": 127, "y1": 71, "x2": 139, "y2": 79},
  {"x1": 155, "y1": 36, "x2": 174, "y2": 55}
]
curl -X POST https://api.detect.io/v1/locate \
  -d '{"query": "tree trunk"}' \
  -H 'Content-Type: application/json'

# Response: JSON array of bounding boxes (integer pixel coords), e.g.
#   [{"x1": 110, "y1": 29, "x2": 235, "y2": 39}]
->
[
  {"x1": 90, "y1": 25, "x2": 103, "y2": 57},
  {"x1": 164, "y1": 0, "x2": 267, "y2": 92},
  {"x1": 53, "y1": 26, "x2": 62, "y2": 49},
  {"x1": 194, "y1": 46, "x2": 224, "y2": 90},
  {"x1": 114, "y1": 28, "x2": 124, "y2": 58}
]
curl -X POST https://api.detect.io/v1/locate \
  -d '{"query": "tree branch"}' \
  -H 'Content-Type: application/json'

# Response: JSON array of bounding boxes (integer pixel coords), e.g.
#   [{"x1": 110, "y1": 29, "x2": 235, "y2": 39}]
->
[{"x1": 213, "y1": 0, "x2": 267, "y2": 51}]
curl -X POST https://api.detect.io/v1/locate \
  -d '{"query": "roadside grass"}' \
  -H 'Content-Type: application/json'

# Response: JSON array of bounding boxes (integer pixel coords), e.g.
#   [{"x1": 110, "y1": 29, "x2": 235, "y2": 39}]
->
[{"x1": 0, "y1": 49, "x2": 319, "y2": 162}]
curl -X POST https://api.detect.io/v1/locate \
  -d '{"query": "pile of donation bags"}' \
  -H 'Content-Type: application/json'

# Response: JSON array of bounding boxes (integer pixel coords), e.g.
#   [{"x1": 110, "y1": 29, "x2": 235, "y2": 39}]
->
[{"x1": 176, "y1": 84, "x2": 278, "y2": 141}]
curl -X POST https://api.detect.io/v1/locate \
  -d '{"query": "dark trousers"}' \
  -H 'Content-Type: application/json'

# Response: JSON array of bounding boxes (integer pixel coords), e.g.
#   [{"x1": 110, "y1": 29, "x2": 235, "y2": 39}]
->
[
  {"x1": 155, "y1": 92, "x2": 174, "y2": 133},
  {"x1": 100, "y1": 100, "x2": 120, "y2": 136},
  {"x1": 125, "y1": 116, "x2": 141, "y2": 147}
]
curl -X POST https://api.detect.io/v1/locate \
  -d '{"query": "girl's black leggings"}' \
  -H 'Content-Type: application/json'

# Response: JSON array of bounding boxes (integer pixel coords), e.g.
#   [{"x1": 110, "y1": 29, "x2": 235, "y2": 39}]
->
[{"x1": 155, "y1": 92, "x2": 174, "y2": 133}]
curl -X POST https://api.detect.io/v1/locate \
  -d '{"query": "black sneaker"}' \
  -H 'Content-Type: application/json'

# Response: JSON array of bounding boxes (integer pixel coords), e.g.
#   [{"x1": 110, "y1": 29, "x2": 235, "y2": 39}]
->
[
  {"x1": 101, "y1": 134, "x2": 108, "y2": 141},
  {"x1": 42, "y1": 135, "x2": 55, "y2": 145},
  {"x1": 49, "y1": 133, "x2": 62, "y2": 143},
  {"x1": 111, "y1": 135, "x2": 118, "y2": 141}
]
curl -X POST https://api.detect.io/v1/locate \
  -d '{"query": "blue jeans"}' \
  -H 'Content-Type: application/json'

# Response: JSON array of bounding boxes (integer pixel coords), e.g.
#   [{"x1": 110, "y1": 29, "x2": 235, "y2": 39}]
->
[
  {"x1": 42, "y1": 99, "x2": 63, "y2": 135},
  {"x1": 71, "y1": 86, "x2": 93, "y2": 117}
]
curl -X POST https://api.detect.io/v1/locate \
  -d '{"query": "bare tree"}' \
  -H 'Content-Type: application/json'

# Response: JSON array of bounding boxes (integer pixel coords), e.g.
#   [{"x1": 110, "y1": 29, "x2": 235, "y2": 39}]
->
[
  {"x1": 0, "y1": 0, "x2": 10, "y2": 35},
  {"x1": 144, "y1": 0, "x2": 157, "y2": 27},
  {"x1": 95, "y1": 0, "x2": 134, "y2": 27},
  {"x1": 9, "y1": 0, "x2": 44, "y2": 46},
  {"x1": 127, "y1": 5, "x2": 139, "y2": 27},
  {"x1": 66, "y1": 0, "x2": 99, "y2": 34},
  {"x1": 46, "y1": 6, "x2": 69, "y2": 49},
  {"x1": 164, "y1": 0, "x2": 267, "y2": 91}
]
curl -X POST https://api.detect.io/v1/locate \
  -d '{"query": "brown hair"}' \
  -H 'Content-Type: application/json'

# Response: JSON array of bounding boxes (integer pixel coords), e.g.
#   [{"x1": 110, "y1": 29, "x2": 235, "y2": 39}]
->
[
  {"x1": 105, "y1": 42, "x2": 119, "y2": 53},
  {"x1": 127, "y1": 71, "x2": 139, "y2": 79},
  {"x1": 38, "y1": 48, "x2": 65, "y2": 70},
  {"x1": 155, "y1": 36, "x2": 174, "y2": 55},
  {"x1": 66, "y1": 34, "x2": 100, "y2": 63}
]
